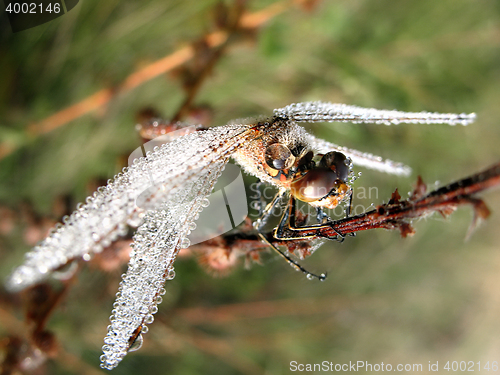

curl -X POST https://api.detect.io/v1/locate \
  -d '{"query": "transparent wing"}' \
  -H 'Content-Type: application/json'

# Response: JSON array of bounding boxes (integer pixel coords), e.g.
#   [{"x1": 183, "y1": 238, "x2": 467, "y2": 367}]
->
[
  {"x1": 5, "y1": 124, "x2": 251, "y2": 292},
  {"x1": 306, "y1": 133, "x2": 411, "y2": 176},
  {"x1": 274, "y1": 101, "x2": 476, "y2": 126},
  {"x1": 100, "y1": 160, "x2": 227, "y2": 369}
]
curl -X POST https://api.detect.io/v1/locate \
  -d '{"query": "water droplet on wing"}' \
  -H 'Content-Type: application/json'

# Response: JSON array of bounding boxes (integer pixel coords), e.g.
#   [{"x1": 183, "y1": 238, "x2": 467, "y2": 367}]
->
[
  {"x1": 129, "y1": 334, "x2": 143, "y2": 352},
  {"x1": 52, "y1": 261, "x2": 78, "y2": 280}
]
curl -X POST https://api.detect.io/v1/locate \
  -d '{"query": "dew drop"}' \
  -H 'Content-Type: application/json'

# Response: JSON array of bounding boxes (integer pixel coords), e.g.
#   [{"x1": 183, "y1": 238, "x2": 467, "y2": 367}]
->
[
  {"x1": 52, "y1": 261, "x2": 78, "y2": 280},
  {"x1": 180, "y1": 238, "x2": 190, "y2": 248},
  {"x1": 166, "y1": 268, "x2": 176, "y2": 280},
  {"x1": 93, "y1": 244, "x2": 104, "y2": 254},
  {"x1": 128, "y1": 334, "x2": 143, "y2": 352}
]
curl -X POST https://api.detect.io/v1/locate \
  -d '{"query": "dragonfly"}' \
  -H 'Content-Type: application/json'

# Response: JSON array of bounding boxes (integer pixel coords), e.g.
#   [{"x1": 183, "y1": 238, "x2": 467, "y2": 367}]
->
[{"x1": 5, "y1": 101, "x2": 475, "y2": 369}]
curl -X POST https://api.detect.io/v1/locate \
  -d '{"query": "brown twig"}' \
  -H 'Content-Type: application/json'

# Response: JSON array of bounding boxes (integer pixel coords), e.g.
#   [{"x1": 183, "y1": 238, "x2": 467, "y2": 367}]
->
[
  {"x1": 186, "y1": 163, "x2": 500, "y2": 277},
  {"x1": 278, "y1": 162, "x2": 500, "y2": 241},
  {"x1": 0, "y1": 1, "x2": 297, "y2": 161},
  {"x1": 170, "y1": 1, "x2": 247, "y2": 123}
]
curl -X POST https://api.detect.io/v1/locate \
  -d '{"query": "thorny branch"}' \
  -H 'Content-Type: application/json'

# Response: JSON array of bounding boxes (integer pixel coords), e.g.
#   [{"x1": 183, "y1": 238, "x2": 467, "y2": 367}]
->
[
  {"x1": 186, "y1": 162, "x2": 500, "y2": 271},
  {"x1": 277, "y1": 162, "x2": 500, "y2": 243}
]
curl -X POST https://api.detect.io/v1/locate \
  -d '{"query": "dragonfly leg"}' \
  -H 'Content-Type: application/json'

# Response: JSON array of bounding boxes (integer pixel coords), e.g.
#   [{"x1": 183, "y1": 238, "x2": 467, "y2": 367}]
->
[
  {"x1": 275, "y1": 197, "x2": 345, "y2": 241},
  {"x1": 253, "y1": 191, "x2": 326, "y2": 280},
  {"x1": 269, "y1": 194, "x2": 363, "y2": 246},
  {"x1": 345, "y1": 191, "x2": 356, "y2": 238},
  {"x1": 257, "y1": 233, "x2": 326, "y2": 281}
]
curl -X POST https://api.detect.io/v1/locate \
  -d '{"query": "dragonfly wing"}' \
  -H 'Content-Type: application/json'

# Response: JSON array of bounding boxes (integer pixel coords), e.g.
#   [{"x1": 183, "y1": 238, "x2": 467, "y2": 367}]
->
[
  {"x1": 275, "y1": 101, "x2": 476, "y2": 176},
  {"x1": 306, "y1": 133, "x2": 412, "y2": 176},
  {"x1": 274, "y1": 101, "x2": 476, "y2": 126},
  {"x1": 100, "y1": 159, "x2": 228, "y2": 369},
  {"x1": 5, "y1": 124, "x2": 251, "y2": 292}
]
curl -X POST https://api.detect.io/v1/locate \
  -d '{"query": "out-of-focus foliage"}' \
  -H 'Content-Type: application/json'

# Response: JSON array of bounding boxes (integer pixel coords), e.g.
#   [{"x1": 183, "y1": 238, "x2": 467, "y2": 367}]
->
[{"x1": 1, "y1": 0, "x2": 499, "y2": 374}]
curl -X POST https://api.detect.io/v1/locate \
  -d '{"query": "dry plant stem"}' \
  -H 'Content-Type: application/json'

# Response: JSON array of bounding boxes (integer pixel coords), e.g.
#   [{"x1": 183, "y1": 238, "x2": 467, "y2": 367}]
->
[
  {"x1": 170, "y1": 2, "x2": 245, "y2": 123},
  {"x1": 25, "y1": 279, "x2": 74, "y2": 334},
  {"x1": 0, "y1": 1, "x2": 296, "y2": 161},
  {"x1": 169, "y1": 46, "x2": 223, "y2": 124},
  {"x1": 280, "y1": 162, "x2": 500, "y2": 240},
  {"x1": 0, "y1": 282, "x2": 73, "y2": 374}
]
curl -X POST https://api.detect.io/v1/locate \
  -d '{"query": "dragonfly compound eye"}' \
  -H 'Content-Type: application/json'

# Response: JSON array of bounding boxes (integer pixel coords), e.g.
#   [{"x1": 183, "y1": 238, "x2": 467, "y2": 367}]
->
[
  {"x1": 291, "y1": 168, "x2": 344, "y2": 203},
  {"x1": 319, "y1": 151, "x2": 350, "y2": 182},
  {"x1": 264, "y1": 143, "x2": 296, "y2": 170}
]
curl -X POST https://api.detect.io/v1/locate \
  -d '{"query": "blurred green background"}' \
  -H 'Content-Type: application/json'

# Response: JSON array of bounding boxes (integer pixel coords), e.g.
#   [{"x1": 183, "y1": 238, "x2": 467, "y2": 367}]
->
[{"x1": 1, "y1": 0, "x2": 500, "y2": 374}]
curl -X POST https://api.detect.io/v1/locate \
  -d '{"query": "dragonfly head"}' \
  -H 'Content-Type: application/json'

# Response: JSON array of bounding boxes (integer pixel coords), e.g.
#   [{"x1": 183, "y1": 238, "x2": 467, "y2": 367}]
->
[{"x1": 259, "y1": 125, "x2": 352, "y2": 211}]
